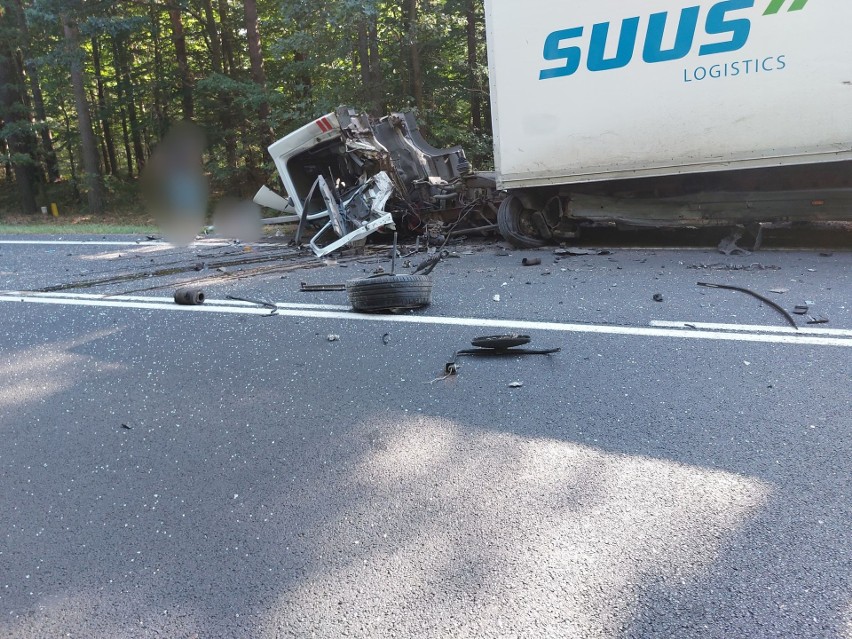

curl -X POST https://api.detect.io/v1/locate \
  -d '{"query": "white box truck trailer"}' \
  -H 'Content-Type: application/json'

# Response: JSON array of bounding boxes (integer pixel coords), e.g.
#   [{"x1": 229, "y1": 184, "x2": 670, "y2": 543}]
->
[{"x1": 485, "y1": 0, "x2": 852, "y2": 246}]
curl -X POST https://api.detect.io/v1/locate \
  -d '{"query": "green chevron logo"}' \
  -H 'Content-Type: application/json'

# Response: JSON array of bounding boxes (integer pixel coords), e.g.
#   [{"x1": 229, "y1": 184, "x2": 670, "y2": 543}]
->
[{"x1": 764, "y1": 0, "x2": 809, "y2": 15}]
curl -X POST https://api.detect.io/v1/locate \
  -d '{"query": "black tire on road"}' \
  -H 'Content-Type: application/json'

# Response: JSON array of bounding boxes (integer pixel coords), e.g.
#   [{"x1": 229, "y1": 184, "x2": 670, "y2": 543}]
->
[
  {"x1": 346, "y1": 274, "x2": 433, "y2": 312},
  {"x1": 497, "y1": 193, "x2": 546, "y2": 249}
]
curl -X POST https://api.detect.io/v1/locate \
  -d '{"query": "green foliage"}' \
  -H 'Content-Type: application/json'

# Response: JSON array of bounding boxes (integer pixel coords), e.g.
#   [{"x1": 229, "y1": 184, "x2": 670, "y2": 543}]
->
[{"x1": 1, "y1": 0, "x2": 494, "y2": 217}]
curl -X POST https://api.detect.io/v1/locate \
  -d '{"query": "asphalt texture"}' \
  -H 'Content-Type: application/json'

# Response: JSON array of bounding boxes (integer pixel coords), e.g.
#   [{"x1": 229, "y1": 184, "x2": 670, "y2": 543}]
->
[{"x1": 0, "y1": 234, "x2": 850, "y2": 638}]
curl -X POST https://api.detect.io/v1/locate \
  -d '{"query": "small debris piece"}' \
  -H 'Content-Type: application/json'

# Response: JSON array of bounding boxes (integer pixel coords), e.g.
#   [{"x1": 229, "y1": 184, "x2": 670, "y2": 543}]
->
[
  {"x1": 472, "y1": 334, "x2": 531, "y2": 350},
  {"x1": 807, "y1": 316, "x2": 829, "y2": 325},
  {"x1": 382, "y1": 333, "x2": 391, "y2": 345},
  {"x1": 793, "y1": 305, "x2": 809, "y2": 315},
  {"x1": 121, "y1": 423, "x2": 132, "y2": 430},
  {"x1": 174, "y1": 287, "x2": 205, "y2": 305},
  {"x1": 522, "y1": 257, "x2": 542, "y2": 266},
  {"x1": 327, "y1": 334, "x2": 340, "y2": 342},
  {"x1": 508, "y1": 381, "x2": 524, "y2": 388},
  {"x1": 688, "y1": 263, "x2": 781, "y2": 271},
  {"x1": 697, "y1": 282, "x2": 798, "y2": 329},
  {"x1": 653, "y1": 293, "x2": 664, "y2": 302},
  {"x1": 555, "y1": 247, "x2": 597, "y2": 256},
  {"x1": 300, "y1": 282, "x2": 346, "y2": 292},
  {"x1": 819, "y1": 252, "x2": 833, "y2": 257},
  {"x1": 226, "y1": 294, "x2": 277, "y2": 310},
  {"x1": 495, "y1": 251, "x2": 510, "y2": 257},
  {"x1": 717, "y1": 231, "x2": 751, "y2": 256},
  {"x1": 769, "y1": 288, "x2": 789, "y2": 294},
  {"x1": 492, "y1": 294, "x2": 501, "y2": 302},
  {"x1": 413, "y1": 254, "x2": 442, "y2": 275}
]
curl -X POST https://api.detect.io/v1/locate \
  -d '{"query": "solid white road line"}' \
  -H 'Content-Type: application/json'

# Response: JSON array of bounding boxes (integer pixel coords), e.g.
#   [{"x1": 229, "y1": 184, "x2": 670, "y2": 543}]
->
[
  {"x1": 0, "y1": 239, "x2": 290, "y2": 248},
  {"x1": 650, "y1": 320, "x2": 852, "y2": 338},
  {"x1": 11, "y1": 291, "x2": 351, "y2": 312},
  {"x1": 1, "y1": 293, "x2": 851, "y2": 348},
  {"x1": 0, "y1": 240, "x2": 164, "y2": 246}
]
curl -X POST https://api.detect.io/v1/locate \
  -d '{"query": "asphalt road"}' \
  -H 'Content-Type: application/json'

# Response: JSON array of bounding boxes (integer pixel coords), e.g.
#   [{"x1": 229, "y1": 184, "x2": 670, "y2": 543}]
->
[{"x1": 0, "y1": 235, "x2": 850, "y2": 638}]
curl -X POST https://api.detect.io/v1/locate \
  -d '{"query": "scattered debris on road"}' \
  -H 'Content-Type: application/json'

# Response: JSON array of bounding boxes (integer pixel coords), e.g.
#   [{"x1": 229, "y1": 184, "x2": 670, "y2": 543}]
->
[
  {"x1": 443, "y1": 334, "x2": 561, "y2": 378},
  {"x1": 793, "y1": 305, "x2": 809, "y2": 315},
  {"x1": 327, "y1": 334, "x2": 340, "y2": 342},
  {"x1": 653, "y1": 293, "x2": 664, "y2": 302},
  {"x1": 688, "y1": 263, "x2": 781, "y2": 271},
  {"x1": 697, "y1": 282, "x2": 798, "y2": 329},
  {"x1": 522, "y1": 257, "x2": 542, "y2": 266},
  {"x1": 508, "y1": 381, "x2": 524, "y2": 388},
  {"x1": 554, "y1": 247, "x2": 611, "y2": 256},
  {"x1": 807, "y1": 315, "x2": 829, "y2": 324}
]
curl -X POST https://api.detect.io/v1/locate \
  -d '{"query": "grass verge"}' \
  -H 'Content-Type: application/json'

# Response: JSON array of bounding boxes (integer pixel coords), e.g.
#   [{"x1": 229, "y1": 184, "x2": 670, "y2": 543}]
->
[{"x1": 0, "y1": 222, "x2": 157, "y2": 235}]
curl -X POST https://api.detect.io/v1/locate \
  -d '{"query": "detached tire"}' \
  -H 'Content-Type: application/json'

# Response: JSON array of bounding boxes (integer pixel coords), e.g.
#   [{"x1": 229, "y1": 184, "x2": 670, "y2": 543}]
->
[
  {"x1": 497, "y1": 193, "x2": 546, "y2": 249},
  {"x1": 347, "y1": 274, "x2": 433, "y2": 312}
]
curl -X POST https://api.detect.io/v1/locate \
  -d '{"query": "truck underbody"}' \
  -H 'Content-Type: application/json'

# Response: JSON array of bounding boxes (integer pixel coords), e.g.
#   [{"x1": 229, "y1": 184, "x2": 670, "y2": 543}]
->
[{"x1": 256, "y1": 108, "x2": 852, "y2": 252}]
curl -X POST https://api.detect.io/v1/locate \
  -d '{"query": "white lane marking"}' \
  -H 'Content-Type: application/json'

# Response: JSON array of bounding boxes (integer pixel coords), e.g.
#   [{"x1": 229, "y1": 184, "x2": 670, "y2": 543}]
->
[
  {"x1": 0, "y1": 239, "x2": 292, "y2": 247},
  {"x1": 651, "y1": 320, "x2": 852, "y2": 337},
  {"x1": 14, "y1": 291, "x2": 350, "y2": 311},
  {"x1": 0, "y1": 240, "x2": 164, "y2": 246},
  {"x1": 2, "y1": 293, "x2": 851, "y2": 348}
]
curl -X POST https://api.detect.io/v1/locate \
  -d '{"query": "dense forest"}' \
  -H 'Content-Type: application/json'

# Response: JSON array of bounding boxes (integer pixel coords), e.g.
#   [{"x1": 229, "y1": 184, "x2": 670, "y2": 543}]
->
[{"x1": 0, "y1": 0, "x2": 491, "y2": 216}]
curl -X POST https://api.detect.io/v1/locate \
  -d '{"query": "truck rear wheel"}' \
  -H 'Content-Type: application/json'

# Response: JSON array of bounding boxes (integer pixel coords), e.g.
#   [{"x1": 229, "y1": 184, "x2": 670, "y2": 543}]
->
[{"x1": 497, "y1": 194, "x2": 546, "y2": 248}]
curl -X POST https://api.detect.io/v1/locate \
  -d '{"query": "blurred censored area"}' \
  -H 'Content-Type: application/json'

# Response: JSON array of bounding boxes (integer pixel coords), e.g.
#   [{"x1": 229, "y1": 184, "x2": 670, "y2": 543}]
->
[
  {"x1": 143, "y1": 122, "x2": 261, "y2": 245},
  {"x1": 142, "y1": 122, "x2": 209, "y2": 246},
  {"x1": 212, "y1": 197, "x2": 262, "y2": 243}
]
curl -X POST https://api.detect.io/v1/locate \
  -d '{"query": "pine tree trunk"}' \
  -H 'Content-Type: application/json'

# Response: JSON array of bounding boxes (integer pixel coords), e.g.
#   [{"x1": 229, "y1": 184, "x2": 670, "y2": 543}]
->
[
  {"x1": 406, "y1": 0, "x2": 424, "y2": 113},
  {"x1": 168, "y1": 9, "x2": 194, "y2": 120},
  {"x1": 356, "y1": 19, "x2": 372, "y2": 109},
  {"x1": 119, "y1": 103, "x2": 133, "y2": 177},
  {"x1": 466, "y1": 1, "x2": 481, "y2": 130},
  {"x1": 367, "y1": 14, "x2": 384, "y2": 112},
  {"x1": 12, "y1": 48, "x2": 46, "y2": 184},
  {"x1": 0, "y1": 43, "x2": 38, "y2": 213},
  {"x1": 113, "y1": 35, "x2": 146, "y2": 174},
  {"x1": 244, "y1": 0, "x2": 273, "y2": 148},
  {"x1": 63, "y1": 14, "x2": 103, "y2": 214},
  {"x1": 217, "y1": 0, "x2": 236, "y2": 75},
  {"x1": 91, "y1": 36, "x2": 118, "y2": 175},
  {"x1": 12, "y1": 0, "x2": 59, "y2": 180},
  {"x1": 1, "y1": 137, "x2": 12, "y2": 183},
  {"x1": 199, "y1": 0, "x2": 235, "y2": 168},
  {"x1": 149, "y1": 2, "x2": 167, "y2": 137},
  {"x1": 199, "y1": 0, "x2": 224, "y2": 74}
]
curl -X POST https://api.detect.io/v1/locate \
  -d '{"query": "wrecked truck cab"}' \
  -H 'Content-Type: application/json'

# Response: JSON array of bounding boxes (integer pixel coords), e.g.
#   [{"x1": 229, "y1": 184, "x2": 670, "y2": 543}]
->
[{"x1": 255, "y1": 107, "x2": 499, "y2": 256}]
